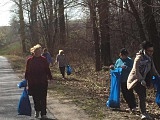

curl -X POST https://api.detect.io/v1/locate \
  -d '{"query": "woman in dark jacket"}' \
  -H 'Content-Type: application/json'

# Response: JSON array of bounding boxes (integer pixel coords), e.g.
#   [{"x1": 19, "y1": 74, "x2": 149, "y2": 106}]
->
[{"x1": 25, "y1": 44, "x2": 53, "y2": 119}]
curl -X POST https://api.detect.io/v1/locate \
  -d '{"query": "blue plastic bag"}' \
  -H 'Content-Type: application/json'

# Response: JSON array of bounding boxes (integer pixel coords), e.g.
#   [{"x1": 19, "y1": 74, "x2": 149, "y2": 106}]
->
[
  {"x1": 18, "y1": 88, "x2": 31, "y2": 116},
  {"x1": 17, "y1": 79, "x2": 27, "y2": 88},
  {"x1": 66, "y1": 65, "x2": 72, "y2": 75},
  {"x1": 106, "y1": 68, "x2": 122, "y2": 108},
  {"x1": 152, "y1": 76, "x2": 160, "y2": 107}
]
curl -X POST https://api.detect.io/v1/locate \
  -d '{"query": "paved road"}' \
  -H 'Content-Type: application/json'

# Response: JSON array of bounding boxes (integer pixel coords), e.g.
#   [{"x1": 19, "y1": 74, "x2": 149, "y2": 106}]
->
[{"x1": 0, "y1": 56, "x2": 56, "y2": 120}]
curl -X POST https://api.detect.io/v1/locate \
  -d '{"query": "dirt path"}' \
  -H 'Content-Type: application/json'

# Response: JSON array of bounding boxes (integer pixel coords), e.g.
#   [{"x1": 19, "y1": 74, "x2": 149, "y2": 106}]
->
[
  {"x1": 47, "y1": 90, "x2": 141, "y2": 120},
  {"x1": 47, "y1": 90, "x2": 157, "y2": 120},
  {"x1": 47, "y1": 90, "x2": 92, "y2": 120}
]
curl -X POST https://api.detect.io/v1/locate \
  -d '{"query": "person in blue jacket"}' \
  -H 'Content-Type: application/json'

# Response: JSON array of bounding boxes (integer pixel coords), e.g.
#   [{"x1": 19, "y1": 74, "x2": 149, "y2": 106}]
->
[
  {"x1": 42, "y1": 48, "x2": 53, "y2": 67},
  {"x1": 110, "y1": 48, "x2": 136, "y2": 112}
]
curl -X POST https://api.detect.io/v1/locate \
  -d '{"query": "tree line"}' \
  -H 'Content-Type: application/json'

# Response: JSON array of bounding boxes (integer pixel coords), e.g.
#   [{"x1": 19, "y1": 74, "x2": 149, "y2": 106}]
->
[{"x1": 5, "y1": 0, "x2": 160, "y2": 72}]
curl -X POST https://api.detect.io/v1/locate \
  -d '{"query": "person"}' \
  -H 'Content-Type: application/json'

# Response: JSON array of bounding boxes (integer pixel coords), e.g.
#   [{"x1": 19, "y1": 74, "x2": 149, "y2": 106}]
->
[
  {"x1": 110, "y1": 48, "x2": 136, "y2": 112},
  {"x1": 55, "y1": 50, "x2": 67, "y2": 79},
  {"x1": 127, "y1": 41, "x2": 160, "y2": 120},
  {"x1": 42, "y1": 48, "x2": 53, "y2": 66},
  {"x1": 25, "y1": 44, "x2": 53, "y2": 119}
]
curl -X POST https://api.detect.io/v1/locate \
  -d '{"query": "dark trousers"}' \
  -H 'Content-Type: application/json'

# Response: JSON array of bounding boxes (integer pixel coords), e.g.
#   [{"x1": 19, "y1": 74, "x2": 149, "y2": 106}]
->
[
  {"x1": 32, "y1": 85, "x2": 47, "y2": 116},
  {"x1": 59, "y1": 67, "x2": 65, "y2": 78},
  {"x1": 121, "y1": 82, "x2": 136, "y2": 109},
  {"x1": 134, "y1": 82, "x2": 146, "y2": 114}
]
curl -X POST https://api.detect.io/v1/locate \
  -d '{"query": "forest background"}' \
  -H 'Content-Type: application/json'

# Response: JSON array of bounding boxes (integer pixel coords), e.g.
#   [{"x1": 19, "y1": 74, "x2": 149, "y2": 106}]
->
[{"x1": 0, "y1": 0, "x2": 160, "y2": 119}]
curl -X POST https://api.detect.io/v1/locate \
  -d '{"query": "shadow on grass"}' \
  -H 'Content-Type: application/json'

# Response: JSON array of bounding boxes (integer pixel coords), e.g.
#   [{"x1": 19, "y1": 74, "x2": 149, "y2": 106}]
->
[
  {"x1": 39, "y1": 118, "x2": 58, "y2": 120},
  {"x1": 54, "y1": 77, "x2": 82, "y2": 82}
]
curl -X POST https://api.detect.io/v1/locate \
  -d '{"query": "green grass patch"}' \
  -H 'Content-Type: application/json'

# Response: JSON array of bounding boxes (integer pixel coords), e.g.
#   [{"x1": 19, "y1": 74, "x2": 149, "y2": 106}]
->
[
  {"x1": 5, "y1": 55, "x2": 25, "y2": 72},
  {"x1": 0, "y1": 41, "x2": 22, "y2": 56}
]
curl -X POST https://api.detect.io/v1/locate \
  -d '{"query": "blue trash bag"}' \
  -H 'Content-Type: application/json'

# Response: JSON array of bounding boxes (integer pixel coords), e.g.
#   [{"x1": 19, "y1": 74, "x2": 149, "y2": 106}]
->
[
  {"x1": 17, "y1": 88, "x2": 32, "y2": 116},
  {"x1": 17, "y1": 79, "x2": 27, "y2": 88},
  {"x1": 156, "y1": 94, "x2": 160, "y2": 107},
  {"x1": 66, "y1": 65, "x2": 72, "y2": 75},
  {"x1": 106, "y1": 68, "x2": 122, "y2": 108},
  {"x1": 152, "y1": 76, "x2": 160, "y2": 107}
]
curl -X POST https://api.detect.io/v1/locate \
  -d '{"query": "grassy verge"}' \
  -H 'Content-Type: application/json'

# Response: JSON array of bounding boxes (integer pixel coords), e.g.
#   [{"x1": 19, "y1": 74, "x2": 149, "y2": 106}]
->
[
  {"x1": 6, "y1": 55, "x2": 107, "y2": 119},
  {"x1": 48, "y1": 75, "x2": 107, "y2": 119},
  {"x1": 2, "y1": 43, "x2": 160, "y2": 120},
  {"x1": 0, "y1": 42, "x2": 22, "y2": 56}
]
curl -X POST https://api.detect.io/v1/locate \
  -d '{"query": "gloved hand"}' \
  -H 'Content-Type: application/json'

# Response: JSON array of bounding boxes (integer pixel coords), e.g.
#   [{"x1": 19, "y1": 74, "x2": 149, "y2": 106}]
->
[{"x1": 141, "y1": 80, "x2": 147, "y2": 88}]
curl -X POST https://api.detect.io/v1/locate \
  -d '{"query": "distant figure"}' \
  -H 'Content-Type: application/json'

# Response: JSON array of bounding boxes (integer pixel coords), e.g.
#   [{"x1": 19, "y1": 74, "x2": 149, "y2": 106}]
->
[
  {"x1": 25, "y1": 44, "x2": 53, "y2": 119},
  {"x1": 56, "y1": 50, "x2": 67, "y2": 79},
  {"x1": 42, "y1": 48, "x2": 53, "y2": 66},
  {"x1": 127, "y1": 41, "x2": 160, "y2": 119},
  {"x1": 110, "y1": 48, "x2": 136, "y2": 112}
]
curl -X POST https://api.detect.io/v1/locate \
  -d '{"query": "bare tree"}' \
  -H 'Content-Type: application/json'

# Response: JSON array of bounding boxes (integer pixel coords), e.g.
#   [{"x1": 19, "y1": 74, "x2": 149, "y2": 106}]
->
[
  {"x1": 12, "y1": 0, "x2": 26, "y2": 53},
  {"x1": 58, "y1": 0, "x2": 66, "y2": 46},
  {"x1": 142, "y1": 0, "x2": 160, "y2": 72},
  {"x1": 98, "y1": 0, "x2": 112, "y2": 66},
  {"x1": 30, "y1": 0, "x2": 39, "y2": 45},
  {"x1": 128, "y1": 0, "x2": 147, "y2": 42},
  {"x1": 37, "y1": 0, "x2": 58, "y2": 54},
  {"x1": 89, "y1": 0, "x2": 101, "y2": 71}
]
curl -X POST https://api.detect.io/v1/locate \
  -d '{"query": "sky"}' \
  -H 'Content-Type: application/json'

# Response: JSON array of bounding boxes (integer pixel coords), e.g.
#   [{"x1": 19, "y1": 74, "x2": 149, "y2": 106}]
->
[
  {"x1": 0, "y1": 0, "x2": 84, "y2": 26},
  {"x1": 0, "y1": 0, "x2": 13, "y2": 26}
]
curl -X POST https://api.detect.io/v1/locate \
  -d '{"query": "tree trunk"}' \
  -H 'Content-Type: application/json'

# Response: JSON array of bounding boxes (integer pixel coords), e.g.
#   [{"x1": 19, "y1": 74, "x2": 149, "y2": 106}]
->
[
  {"x1": 128, "y1": 0, "x2": 147, "y2": 42},
  {"x1": 19, "y1": 0, "x2": 26, "y2": 53},
  {"x1": 39, "y1": 0, "x2": 58, "y2": 55},
  {"x1": 119, "y1": 0, "x2": 126, "y2": 47},
  {"x1": 47, "y1": 0, "x2": 55, "y2": 55},
  {"x1": 89, "y1": 0, "x2": 101, "y2": 71},
  {"x1": 142, "y1": 0, "x2": 160, "y2": 73},
  {"x1": 30, "y1": 0, "x2": 39, "y2": 46},
  {"x1": 98, "y1": 0, "x2": 112, "y2": 66},
  {"x1": 58, "y1": 0, "x2": 66, "y2": 46}
]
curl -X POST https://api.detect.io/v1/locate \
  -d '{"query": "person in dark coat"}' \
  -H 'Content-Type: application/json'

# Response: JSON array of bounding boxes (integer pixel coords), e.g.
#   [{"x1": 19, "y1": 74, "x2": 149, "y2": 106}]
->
[{"x1": 25, "y1": 44, "x2": 53, "y2": 119}]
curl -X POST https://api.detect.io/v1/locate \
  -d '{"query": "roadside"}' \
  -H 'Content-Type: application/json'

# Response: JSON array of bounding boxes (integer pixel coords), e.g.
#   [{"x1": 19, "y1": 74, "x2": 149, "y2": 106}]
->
[
  {"x1": 5, "y1": 55, "x2": 160, "y2": 120},
  {"x1": 47, "y1": 90, "x2": 92, "y2": 120},
  {"x1": 5, "y1": 55, "x2": 93, "y2": 120},
  {"x1": 0, "y1": 56, "x2": 57, "y2": 120}
]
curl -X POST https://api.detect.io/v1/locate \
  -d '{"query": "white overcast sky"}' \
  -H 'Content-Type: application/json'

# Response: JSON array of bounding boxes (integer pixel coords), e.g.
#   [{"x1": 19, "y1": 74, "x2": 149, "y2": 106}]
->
[
  {"x1": 0, "y1": 0, "x2": 13, "y2": 26},
  {"x1": 0, "y1": 0, "x2": 85, "y2": 26}
]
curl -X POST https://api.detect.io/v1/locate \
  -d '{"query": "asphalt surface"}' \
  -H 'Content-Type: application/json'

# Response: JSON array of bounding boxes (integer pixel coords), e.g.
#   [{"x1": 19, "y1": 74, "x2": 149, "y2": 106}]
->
[{"x1": 0, "y1": 56, "x2": 56, "y2": 120}]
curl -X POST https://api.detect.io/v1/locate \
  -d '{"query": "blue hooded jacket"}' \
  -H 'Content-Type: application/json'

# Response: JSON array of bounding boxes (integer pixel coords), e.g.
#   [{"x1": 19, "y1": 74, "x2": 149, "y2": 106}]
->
[{"x1": 114, "y1": 57, "x2": 133, "y2": 83}]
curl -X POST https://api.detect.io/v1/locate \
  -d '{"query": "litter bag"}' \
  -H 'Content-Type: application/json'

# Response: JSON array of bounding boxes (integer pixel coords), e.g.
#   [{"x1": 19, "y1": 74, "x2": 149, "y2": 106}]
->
[
  {"x1": 17, "y1": 79, "x2": 27, "y2": 88},
  {"x1": 152, "y1": 76, "x2": 160, "y2": 107},
  {"x1": 106, "y1": 68, "x2": 122, "y2": 108},
  {"x1": 17, "y1": 88, "x2": 31, "y2": 116},
  {"x1": 66, "y1": 65, "x2": 72, "y2": 75}
]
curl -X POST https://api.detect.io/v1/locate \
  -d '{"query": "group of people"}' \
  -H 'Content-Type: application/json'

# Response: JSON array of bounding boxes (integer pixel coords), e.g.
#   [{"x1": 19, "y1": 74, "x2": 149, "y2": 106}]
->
[
  {"x1": 110, "y1": 41, "x2": 159, "y2": 119},
  {"x1": 24, "y1": 41, "x2": 158, "y2": 119},
  {"x1": 25, "y1": 44, "x2": 67, "y2": 119}
]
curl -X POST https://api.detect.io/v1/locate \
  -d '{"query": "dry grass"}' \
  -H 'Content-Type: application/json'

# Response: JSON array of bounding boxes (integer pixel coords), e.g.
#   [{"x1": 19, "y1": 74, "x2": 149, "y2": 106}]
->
[{"x1": 1, "y1": 42, "x2": 160, "y2": 119}]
